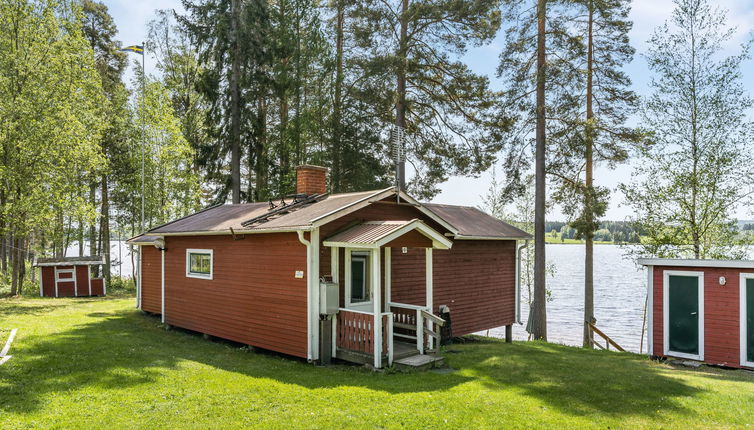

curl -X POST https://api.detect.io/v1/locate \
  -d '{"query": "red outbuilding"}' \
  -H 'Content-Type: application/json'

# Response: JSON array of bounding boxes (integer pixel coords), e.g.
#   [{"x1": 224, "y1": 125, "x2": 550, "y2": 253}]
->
[
  {"x1": 35, "y1": 256, "x2": 106, "y2": 297},
  {"x1": 639, "y1": 258, "x2": 754, "y2": 369},
  {"x1": 128, "y1": 165, "x2": 531, "y2": 369}
]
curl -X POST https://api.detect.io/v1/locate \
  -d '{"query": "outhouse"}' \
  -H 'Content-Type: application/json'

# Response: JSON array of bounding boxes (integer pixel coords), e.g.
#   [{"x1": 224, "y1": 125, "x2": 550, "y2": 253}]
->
[{"x1": 34, "y1": 256, "x2": 106, "y2": 297}]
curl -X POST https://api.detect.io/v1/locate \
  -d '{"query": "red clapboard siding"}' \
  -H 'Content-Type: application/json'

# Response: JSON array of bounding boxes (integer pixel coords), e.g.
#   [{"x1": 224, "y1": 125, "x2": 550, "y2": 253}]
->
[
  {"x1": 141, "y1": 245, "x2": 162, "y2": 313},
  {"x1": 149, "y1": 233, "x2": 309, "y2": 359},
  {"x1": 91, "y1": 278, "x2": 104, "y2": 295},
  {"x1": 652, "y1": 265, "x2": 754, "y2": 369}
]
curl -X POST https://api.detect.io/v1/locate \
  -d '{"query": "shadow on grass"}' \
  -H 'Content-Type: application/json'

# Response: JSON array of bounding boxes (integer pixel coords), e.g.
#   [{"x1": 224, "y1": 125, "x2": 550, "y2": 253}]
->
[
  {"x1": 0, "y1": 308, "x2": 710, "y2": 419},
  {"x1": 451, "y1": 339, "x2": 704, "y2": 419}
]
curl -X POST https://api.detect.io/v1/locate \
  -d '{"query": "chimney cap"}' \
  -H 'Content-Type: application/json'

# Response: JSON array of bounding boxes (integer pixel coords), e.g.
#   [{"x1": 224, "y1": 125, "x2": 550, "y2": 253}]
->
[{"x1": 296, "y1": 164, "x2": 328, "y2": 172}]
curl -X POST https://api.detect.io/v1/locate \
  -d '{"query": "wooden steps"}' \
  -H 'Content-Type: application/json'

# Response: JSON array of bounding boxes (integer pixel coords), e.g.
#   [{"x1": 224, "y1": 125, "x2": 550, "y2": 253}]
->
[{"x1": 394, "y1": 354, "x2": 444, "y2": 371}]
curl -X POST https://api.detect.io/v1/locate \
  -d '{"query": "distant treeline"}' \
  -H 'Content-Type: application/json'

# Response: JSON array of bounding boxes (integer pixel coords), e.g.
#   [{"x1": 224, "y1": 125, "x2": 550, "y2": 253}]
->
[{"x1": 545, "y1": 221, "x2": 643, "y2": 244}]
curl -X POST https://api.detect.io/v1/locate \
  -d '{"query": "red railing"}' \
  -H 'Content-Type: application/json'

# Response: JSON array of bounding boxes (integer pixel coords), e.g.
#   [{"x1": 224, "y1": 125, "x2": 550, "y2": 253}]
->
[
  {"x1": 336, "y1": 310, "x2": 392, "y2": 358},
  {"x1": 337, "y1": 310, "x2": 376, "y2": 354}
]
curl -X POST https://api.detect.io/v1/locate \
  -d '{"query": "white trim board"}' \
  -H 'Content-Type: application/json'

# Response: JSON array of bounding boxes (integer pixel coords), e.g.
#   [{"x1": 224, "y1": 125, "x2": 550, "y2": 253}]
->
[
  {"x1": 185, "y1": 248, "x2": 214, "y2": 280},
  {"x1": 739, "y1": 273, "x2": 754, "y2": 368},
  {"x1": 663, "y1": 270, "x2": 704, "y2": 361}
]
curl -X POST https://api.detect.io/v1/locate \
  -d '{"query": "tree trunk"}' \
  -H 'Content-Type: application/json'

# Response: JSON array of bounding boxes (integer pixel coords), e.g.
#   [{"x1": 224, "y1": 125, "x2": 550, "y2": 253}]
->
[
  {"x1": 78, "y1": 217, "x2": 84, "y2": 257},
  {"x1": 101, "y1": 174, "x2": 111, "y2": 285},
  {"x1": 254, "y1": 96, "x2": 269, "y2": 201},
  {"x1": 530, "y1": 0, "x2": 548, "y2": 341},
  {"x1": 89, "y1": 182, "x2": 97, "y2": 256},
  {"x1": 583, "y1": 1, "x2": 595, "y2": 348},
  {"x1": 331, "y1": 0, "x2": 345, "y2": 193},
  {"x1": 395, "y1": 0, "x2": 409, "y2": 191},
  {"x1": 230, "y1": 0, "x2": 242, "y2": 204}
]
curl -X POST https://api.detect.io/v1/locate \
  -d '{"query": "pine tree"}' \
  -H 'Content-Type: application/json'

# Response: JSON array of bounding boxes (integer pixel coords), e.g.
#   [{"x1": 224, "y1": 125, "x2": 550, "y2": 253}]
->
[{"x1": 349, "y1": 0, "x2": 508, "y2": 198}]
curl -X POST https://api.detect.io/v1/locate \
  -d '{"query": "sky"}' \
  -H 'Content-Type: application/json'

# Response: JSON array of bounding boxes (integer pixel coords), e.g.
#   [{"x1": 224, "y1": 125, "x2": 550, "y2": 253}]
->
[{"x1": 105, "y1": 0, "x2": 754, "y2": 221}]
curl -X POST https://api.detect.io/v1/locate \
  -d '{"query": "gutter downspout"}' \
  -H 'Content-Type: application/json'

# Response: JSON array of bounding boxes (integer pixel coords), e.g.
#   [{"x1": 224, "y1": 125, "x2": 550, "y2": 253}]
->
[
  {"x1": 515, "y1": 240, "x2": 529, "y2": 325},
  {"x1": 297, "y1": 230, "x2": 318, "y2": 363}
]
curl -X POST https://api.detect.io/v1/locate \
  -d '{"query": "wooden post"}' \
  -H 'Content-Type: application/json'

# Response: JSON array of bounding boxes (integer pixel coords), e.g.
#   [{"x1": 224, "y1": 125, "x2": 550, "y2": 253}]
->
[
  {"x1": 372, "y1": 248, "x2": 382, "y2": 368},
  {"x1": 425, "y1": 248, "x2": 433, "y2": 350},
  {"x1": 505, "y1": 325, "x2": 512, "y2": 343}
]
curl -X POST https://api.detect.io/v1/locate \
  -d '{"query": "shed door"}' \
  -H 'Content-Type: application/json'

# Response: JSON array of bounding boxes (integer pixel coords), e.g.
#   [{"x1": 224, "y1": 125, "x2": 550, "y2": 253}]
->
[
  {"x1": 668, "y1": 275, "x2": 699, "y2": 356},
  {"x1": 745, "y1": 278, "x2": 754, "y2": 363}
]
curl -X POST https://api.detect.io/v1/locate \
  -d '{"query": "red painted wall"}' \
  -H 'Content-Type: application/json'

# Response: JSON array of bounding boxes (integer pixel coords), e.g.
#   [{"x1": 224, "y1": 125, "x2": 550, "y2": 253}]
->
[
  {"x1": 652, "y1": 265, "x2": 754, "y2": 369},
  {"x1": 391, "y1": 241, "x2": 517, "y2": 336},
  {"x1": 140, "y1": 234, "x2": 309, "y2": 359},
  {"x1": 41, "y1": 267, "x2": 55, "y2": 296}
]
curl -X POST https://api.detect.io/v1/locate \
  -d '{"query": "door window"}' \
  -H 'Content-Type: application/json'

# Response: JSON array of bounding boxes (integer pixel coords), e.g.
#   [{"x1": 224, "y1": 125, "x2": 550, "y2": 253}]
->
[{"x1": 350, "y1": 254, "x2": 369, "y2": 303}]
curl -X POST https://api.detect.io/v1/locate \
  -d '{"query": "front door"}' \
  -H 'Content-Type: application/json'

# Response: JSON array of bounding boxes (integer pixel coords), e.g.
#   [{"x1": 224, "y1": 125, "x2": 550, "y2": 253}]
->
[
  {"x1": 346, "y1": 250, "x2": 372, "y2": 312},
  {"x1": 667, "y1": 273, "x2": 701, "y2": 358},
  {"x1": 744, "y1": 277, "x2": 754, "y2": 366}
]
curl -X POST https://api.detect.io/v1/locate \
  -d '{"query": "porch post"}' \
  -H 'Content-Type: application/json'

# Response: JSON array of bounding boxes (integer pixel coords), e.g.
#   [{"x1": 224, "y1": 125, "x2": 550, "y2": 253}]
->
[
  {"x1": 372, "y1": 248, "x2": 382, "y2": 368},
  {"x1": 425, "y1": 248, "x2": 433, "y2": 350},
  {"x1": 384, "y1": 247, "x2": 391, "y2": 307},
  {"x1": 330, "y1": 248, "x2": 339, "y2": 358}
]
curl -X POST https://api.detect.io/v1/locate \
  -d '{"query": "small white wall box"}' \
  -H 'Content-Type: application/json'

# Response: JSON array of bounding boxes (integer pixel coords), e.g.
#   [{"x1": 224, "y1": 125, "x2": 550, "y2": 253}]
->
[
  {"x1": 719, "y1": 276, "x2": 726, "y2": 286},
  {"x1": 319, "y1": 282, "x2": 339, "y2": 314},
  {"x1": 295, "y1": 270, "x2": 304, "y2": 278},
  {"x1": 402, "y1": 247, "x2": 408, "y2": 254}
]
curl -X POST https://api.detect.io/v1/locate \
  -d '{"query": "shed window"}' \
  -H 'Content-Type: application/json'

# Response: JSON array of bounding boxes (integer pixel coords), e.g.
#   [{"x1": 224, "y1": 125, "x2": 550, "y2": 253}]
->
[{"x1": 186, "y1": 249, "x2": 213, "y2": 280}]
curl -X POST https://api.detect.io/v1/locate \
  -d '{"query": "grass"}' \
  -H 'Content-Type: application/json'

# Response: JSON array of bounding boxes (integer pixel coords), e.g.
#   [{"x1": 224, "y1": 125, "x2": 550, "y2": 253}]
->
[{"x1": 1, "y1": 298, "x2": 754, "y2": 429}]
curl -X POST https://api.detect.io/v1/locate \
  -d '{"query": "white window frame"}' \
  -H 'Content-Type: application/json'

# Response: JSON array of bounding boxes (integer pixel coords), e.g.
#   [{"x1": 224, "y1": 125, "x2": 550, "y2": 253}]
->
[
  {"x1": 344, "y1": 248, "x2": 372, "y2": 309},
  {"x1": 739, "y1": 273, "x2": 754, "y2": 368},
  {"x1": 186, "y1": 248, "x2": 214, "y2": 280},
  {"x1": 663, "y1": 270, "x2": 704, "y2": 361}
]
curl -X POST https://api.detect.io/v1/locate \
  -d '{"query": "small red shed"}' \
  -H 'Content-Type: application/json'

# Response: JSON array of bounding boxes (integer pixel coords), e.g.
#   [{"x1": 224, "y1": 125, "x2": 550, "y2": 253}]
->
[
  {"x1": 35, "y1": 256, "x2": 106, "y2": 297},
  {"x1": 639, "y1": 258, "x2": 754, "y2": 369}
]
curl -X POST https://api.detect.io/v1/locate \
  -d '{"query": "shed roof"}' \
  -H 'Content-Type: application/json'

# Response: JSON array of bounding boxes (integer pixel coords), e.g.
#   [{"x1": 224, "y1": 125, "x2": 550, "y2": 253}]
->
[
  {"x1": 637, "y1": 258, "x2": 754, "y2": 269},
  {"x1": 35, "y1": 256, "x2": 105, "y2": 267},
  {"x1": 423, "y1": 204, "x2": 532, "y2": 240},
  {"x1": 126, "y1": 234, "x2": 164, "y2": 245}
]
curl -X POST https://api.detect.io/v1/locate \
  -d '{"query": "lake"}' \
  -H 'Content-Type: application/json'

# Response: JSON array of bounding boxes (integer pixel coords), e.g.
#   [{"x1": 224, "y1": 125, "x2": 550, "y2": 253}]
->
[
  {"x1": 485, "y1": 244, "x2": 648, "y2": 353},
  {"x1": 72, "y1": 242, "x2": 649, "y2": 352}
]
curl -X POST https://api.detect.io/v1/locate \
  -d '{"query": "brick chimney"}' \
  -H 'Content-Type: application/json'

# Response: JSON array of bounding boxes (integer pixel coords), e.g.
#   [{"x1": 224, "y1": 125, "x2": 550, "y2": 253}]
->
[{"x1": 295, "y1": 165, "x2": 328, "y2": 196}]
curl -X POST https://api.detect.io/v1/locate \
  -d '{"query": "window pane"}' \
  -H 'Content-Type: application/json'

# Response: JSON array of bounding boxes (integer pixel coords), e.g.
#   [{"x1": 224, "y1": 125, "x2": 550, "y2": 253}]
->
[
  {"x1": 351, "y1": 258, "x2": 366, "y2": 302},
  {"x1": 189, "y1": 253, "x2": 211, "y2": 275}
]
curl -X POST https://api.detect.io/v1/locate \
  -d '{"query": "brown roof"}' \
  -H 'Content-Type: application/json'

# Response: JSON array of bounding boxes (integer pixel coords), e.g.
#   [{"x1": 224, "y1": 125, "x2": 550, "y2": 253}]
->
[
  {"x1": 35, "y1": 256, "x2": 104, "y2": 266},
  {"x1": 147, "y1": 189, "x2": 389, "y2": 234},
  {"x1": 141, "y1": 187, "x2": 530, "y2": 240},
  {"x1": 422, "y1": 203, "x2": 532, "y2": 239}
]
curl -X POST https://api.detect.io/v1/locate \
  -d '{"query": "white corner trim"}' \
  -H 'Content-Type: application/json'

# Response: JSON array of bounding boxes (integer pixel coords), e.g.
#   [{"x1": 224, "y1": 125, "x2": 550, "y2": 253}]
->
[
  {"x1": 739, "y1": 273, "x2": 754, "y2": 368},
  {"x1": 647, "y1": 265, "x2": 654, "y2": 356},
  {"x1": 663, "y1": 270, "x2": 704, "y2": 361},
  {"x1": 161, "y1": 249, "x2": 166, "y2": 323},
  {"x1": 185, "y1": 248, "x2": 213, "y2": 280}
]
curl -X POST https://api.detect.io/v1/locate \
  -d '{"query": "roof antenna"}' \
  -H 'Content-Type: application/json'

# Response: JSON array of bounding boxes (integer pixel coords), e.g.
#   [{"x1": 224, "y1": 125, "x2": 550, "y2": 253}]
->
[{"x1": 390, "y1": 124, "x2": 405, "y2": 203}]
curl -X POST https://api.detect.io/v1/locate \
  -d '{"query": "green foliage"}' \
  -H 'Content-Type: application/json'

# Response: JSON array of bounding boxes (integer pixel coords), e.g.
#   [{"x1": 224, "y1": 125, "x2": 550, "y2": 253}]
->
[{"x1": 621, "y1": 0, "x2": 754, "y2": 260}]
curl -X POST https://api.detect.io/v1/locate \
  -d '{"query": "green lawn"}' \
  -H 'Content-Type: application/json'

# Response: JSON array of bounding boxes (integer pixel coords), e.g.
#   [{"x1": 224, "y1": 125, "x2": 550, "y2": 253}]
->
[{"x1": 1, "y1": 297, "x2": 753, "y2": 429}]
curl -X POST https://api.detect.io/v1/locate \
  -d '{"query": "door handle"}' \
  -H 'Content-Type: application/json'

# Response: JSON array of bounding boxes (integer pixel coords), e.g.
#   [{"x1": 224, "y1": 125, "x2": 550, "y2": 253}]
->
[{"x1": 691, "y1": 312, "x2": 697, "y2": 315}]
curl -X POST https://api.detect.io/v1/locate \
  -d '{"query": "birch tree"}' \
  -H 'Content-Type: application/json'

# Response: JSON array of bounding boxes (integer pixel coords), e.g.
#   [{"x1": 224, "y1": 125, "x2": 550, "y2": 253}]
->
[{"x1": 621, "y1": 0, "x2": 754, "y2": 260}]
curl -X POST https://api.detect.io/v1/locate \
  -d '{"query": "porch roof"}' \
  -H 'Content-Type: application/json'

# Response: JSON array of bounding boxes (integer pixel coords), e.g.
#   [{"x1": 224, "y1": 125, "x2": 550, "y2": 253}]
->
[{"x1": 322, "y1": 219, "x2": 452, "y2": 249}]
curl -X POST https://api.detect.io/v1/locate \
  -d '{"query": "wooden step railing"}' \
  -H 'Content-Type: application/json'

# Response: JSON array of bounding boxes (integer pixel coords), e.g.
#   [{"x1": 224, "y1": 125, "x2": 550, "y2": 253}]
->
[
  {"x1": 336, "y1": 309, "x2": 377, "y2": 354},
  {"x1": 587, "y1": 321, "x2": 625, "y2": 352}
]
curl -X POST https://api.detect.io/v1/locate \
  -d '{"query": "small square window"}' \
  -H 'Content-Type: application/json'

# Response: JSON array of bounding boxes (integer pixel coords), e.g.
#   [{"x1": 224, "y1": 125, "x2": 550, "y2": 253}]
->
[{"x1": 186, "y1": 249, "x2": 213, "y2": 280}]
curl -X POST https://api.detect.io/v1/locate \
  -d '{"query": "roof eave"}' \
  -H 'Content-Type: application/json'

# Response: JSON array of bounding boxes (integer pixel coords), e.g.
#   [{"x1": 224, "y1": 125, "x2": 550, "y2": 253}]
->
[
  {"x1": 453, "y1": 235, "x2": 533, "y2": 241},
  {"x1": 637, "y1": 258, "x2": 754, "y2": 269}
]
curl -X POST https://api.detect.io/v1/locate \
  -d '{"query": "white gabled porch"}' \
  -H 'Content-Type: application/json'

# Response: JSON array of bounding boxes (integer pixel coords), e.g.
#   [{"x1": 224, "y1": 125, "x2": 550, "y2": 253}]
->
[{"x1": 322, "y1": 219, "x2": 452, "y2": 368}]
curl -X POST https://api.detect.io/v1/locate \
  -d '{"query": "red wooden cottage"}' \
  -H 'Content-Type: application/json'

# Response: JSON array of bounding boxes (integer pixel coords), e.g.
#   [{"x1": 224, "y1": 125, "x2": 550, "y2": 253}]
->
[
  {"x1": 35, "y1": 256, "x2": 106, "y2": 297},
  {"x1": 639, "y1": 258, "x2": 754, "y2": 369},
  {"x1": 128, "y1": 165, "x2": 531, "y2": 368}
]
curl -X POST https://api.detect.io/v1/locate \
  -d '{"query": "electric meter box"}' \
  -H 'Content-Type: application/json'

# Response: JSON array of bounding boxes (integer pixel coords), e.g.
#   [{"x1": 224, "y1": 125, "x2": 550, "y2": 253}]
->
[{"x1": 319, "y1": 282, "x2": 339, "y2": 315}]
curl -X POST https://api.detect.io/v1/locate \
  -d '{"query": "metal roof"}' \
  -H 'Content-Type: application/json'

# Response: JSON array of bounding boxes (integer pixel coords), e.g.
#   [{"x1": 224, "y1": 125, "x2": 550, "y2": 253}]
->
[
  {"x1": 323, "y1": 219, "x2": 453, "y2": 249},
  {"x1": 423, "y1": 203, "x2": 532, "y2": 240},
  {"x1": 35, "y1": 256, "x2": 105, "y2": 267},
  {"x1": 325, "y1": 221, "x2": 409, "y2": 244}
]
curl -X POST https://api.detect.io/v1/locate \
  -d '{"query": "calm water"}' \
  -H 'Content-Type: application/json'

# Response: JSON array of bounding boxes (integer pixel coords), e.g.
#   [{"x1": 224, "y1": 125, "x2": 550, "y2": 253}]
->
[
  {"x1": 71, "y1": 242, "x2": 649, "y2": 351},
  {"x1": 486, "y1": 244, "x2": 648, "y2": 353}
]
